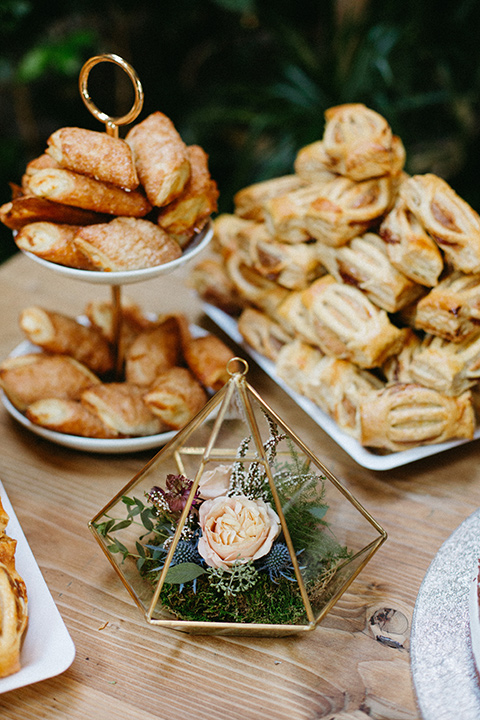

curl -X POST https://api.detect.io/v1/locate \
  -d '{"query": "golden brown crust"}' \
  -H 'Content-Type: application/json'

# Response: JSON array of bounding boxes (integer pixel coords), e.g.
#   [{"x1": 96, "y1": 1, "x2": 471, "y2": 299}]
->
[
  {"x1": 237, "y1": 307, "x2": 293, "y2": 361},
  {"x1": 0, "y1": 353, "x2": 100, "y2": 411},
  {"x1": 27, "y1": 168, "x2": 151, "y2": 217},
  {"x1": 234, "y1": 175, "x2": 306, "y2": 222},
  {"x1": 0, "y1": 195, "x2": 109, "y2": 230},
  {"x1": 413, "y1": 271, "x2": 480, "y2": 342},
  {"x1": 188, "y1": 256, "x2": 246, "y2": 315},
  {"x1": 0, "y1": 544, "x2": 28, "y2": 679},
  {"x1": 25, "y1": 398, "x2": 118, "y2": 438},
  {"x1": 294, "y1": 141, "x2": 338, "y2": 184},
  {"x1": 73, "y1": 217, "x2": 182, "y2": 272},
  {"x1": 359, "y1": 383, "x2": 475, "y2": 451},
  {"x1": 263, "y1": 183, "x2": 331, "y2": 244},
  {"x1": 81, "y1": 382, "x2": 164, "y2": 436},
  {"x1": 19, "y1": 307, "x2": 114, "y2": 375},
  {"x1": 46, "y1": 127, "x2": 139, "y2": 190},
  {"x1": 157, "y1": 145, "x2": 218, "y2": 247},
  {"x1": 225, "y1": 254, "x2": 290, "y2": 318},
  {"x1": 126, "y1": 111, "x2": 191, "y2": 207},
  {"x1": 409, "y1": 332, "x2": 480, "y2": 395},
  {"x1": 183, "y1": 335, "x2": 235, "y2": 391},
  {"x1": 14, "y1": 222, "x2": 95, "y2": 269},
  {"x1": 144, "y1": 366, "x2": 208, "y2": 429},
  {"x1": 125, "y1": 317, "x2": 183, "y2": 387}
]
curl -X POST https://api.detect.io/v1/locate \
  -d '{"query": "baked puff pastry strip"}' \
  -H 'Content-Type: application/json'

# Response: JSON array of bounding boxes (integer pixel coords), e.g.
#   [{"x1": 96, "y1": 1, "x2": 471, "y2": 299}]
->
[
  {"x1": 144, "y1": 366, "x2": 208, "y2": 429},
  {"x1": 125, "y1": 316, "x2": 183, "y2": 388},
  {"x1": 19, "y1": 306, "x2": 114, "y2": 375},
  {"x1": 275, "y1": 290, "x2": 321, "y2": 346},
  {"x1": 315, "y1": 232, "x2": 423, "y2": 312},
  {"x1": 382, "y1": 328, "x2": 423, "y2": 384},
  {"x1": 26, "y1": 398, "x2": 119, "y2": 438},
  {"x1": 294, "y1": 141, "x2": 338, "y2": 184},
  {"x1": 0, "y1": 195, "x2": 109, "y2": 230},
  {"x1": 379, "y1": 196, "x2": 444, "y2": 287},
  {"x1": 237, "y1": 307, "x2": 294, "y2": 361},
  {"x1": 14, "y1": 221, "x2": 95, "y2": 270},
  {"x1": 234, "y1": 175, "x2": 306, "y2": 222},
  {"x1": 73, "y1": 217, "x2": 182, "y2": 272},
  {"x1": 0, "y1": 353, "x2": 100, "y2": 412},
  {"x1": 188, "y1": 256, "x2": 247, "y2": 316},
  {"x1": 358, "y1": 383, "x2": 475, "y2": 451},
  {"x1": 27, "y1": 168, "x2": 152, "y2": 217},
  {"x1": 126, "y1": 111, "x2": 191, "y2": 207},
  {"x1": 157, "y1": 144, "x2": 218, "y2": 247},
  {"x1": 409, "y1": 332, "x2": 480, "y2": 396},
  {"x1": 81, "y1": 382, "x2": 165, "y2": 436},
  {"x1": 322, "y1": 103, "x2": 405, "y2": 180},
  {"x1": 303, "y1": 275, "x2": 406, "y2": 368},
  {"x1": 413, "y1": 271, "x2": 480, "y2": 342},
  {"x1": 183, "y1": 334, "x2": 235, "y2": 391},
  {"x1": 46, "y1": 127, "x2": 139, "y2": 190},
  {"x1": 263, "y1": 183, "x2": 333, "y2": 243},
  {"x1": 225, "y1": 254, "x2": 290, "y2": 319},
  {"x1": 400, "y1": 173, "x2": 480, "y2": 274},
  {"x1": 0, "y1": 526, "x2": 28, "y2": 678}
]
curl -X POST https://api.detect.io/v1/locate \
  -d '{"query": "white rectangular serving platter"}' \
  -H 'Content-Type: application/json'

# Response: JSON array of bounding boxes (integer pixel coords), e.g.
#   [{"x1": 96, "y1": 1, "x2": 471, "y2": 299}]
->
[
  {"x1": 0, "y1": 480, "x2": 75, "y2": 694},
  {"x1": 203, "y1": 303, "x2": 480, "y2": 471}
]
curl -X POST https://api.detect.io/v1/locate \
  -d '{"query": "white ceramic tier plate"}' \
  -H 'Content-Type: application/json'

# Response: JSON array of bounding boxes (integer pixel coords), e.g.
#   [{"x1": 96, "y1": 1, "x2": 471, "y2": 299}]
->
[
  {"x1": 203, "y1": 303, "x2": 480, "y2": 471},
  {"x1": 0, "y1": 479, "x2": 76, "y2": 693},
  {"x1": 21, "y1": 221, "x2": 212, "y2": 285}
]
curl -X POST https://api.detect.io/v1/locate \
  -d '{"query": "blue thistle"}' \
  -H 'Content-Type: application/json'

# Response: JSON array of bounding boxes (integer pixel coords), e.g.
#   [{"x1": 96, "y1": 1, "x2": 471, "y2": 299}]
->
[{"x1": 259, "y1": 542, "x2": 304, "y2": 583}]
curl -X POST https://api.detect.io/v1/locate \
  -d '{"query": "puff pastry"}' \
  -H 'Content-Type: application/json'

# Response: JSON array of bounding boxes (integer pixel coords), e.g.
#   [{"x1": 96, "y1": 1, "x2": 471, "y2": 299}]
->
[
  {"x1": 409, "y1": 332, "x2": 480, "y2": 395},
  {"x1": 315, "y1": 232, "x2": 423, "y2": 312},
  {"x1": 234, "y1": 175, "x2": 305, "y2": 222},
  {"x1": 0, "y1": 195, "x2": 108, "y2": 230},
  {"x1": 382, "y1": 328, "x2": 422, "y2": 384},
  {"x1": 73, "y1": 217, "x2": 182, "y2": 272},
  {"x1": 263, "y1": 183, "x2": 331, "y2": 243},
  {"x1": 144, "y1": 366, "x2": 208, "y2": 429},
  {"x1": 0, "y1": 353, "x2": 100, "y2": 411},
  {"x1": 413, "y1": 271, "x2": 480, "y2": 342},
  {"x1": 81, "y1": 382, "x2": 164, "y2": 436},
  {"x1": 157, "y1": 144, "x2": 218, "y2": 247},
  {"x1": 14, "y1": 221, "x2": 95, "y2": 269},
  {"x1": 26, "y1": 398, "x2": 118, "y2": 438},
  {"x1": 126, "y1": 111, "x2": 191, "y2": 207},
  {"x1": 379, "y1": 196, "x2": 444, "y2": 286},
  {"x1": 275, "y1": 289, "x2": 322, "y2": 346},
  {"x1": 359, "y1": 383, "x2": 475, "y2": 451},
  {"x1": 84, "y1": 298, "x2": 153, "y2": 346},
  {"x1": 19, "y1": 306, "x2": 114, "y2": 375},
  {"x1": 27, "y1": 168, "x2": 152, "y2": 217},
  {"x1": 125, "y1": 317, "x2": 182, "y2": 387},
  {"x1": 225, "y1": 254, "x2": 290, "y2": 319},
  {"x1": 46, "y1": 127, "x2": 139, "y2": 190},
  {"x1": 183, "y1": 335, "x2": 235, "y2": 391},
  {"x1": 400, "y1": 174, "x2": 480, "y2": 273},
  {"x1": 238, "y1": 307, "x2": 293, "y2": 361},
  {"x1": 322, "y1": 103, "x2": 404, "y2": 180},
  {"x1": 188, "y1": 256, "x2": 246, "y2": 315},
  {"x1": 304, "y1": 275, "x2": 406, "y2": 367},
  {"x1": 294, "y1": 141, "x2": 338, "y2": 184}
]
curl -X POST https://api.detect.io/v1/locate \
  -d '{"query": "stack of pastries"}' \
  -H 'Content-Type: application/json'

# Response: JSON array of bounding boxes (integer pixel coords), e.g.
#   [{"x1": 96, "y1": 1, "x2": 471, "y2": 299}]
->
[
  {"x1": 190, "y1": 103, "x2": 480, "y2": 453},
  {"x1": 0, "y1": 112, "x2": 218, "y2": 271},
  {"x1": 0, "y1": 496, "x2": 28, "y2": 678},
  {"x1": 0, "y1": 300, "x2": 235, "y2": 439}
]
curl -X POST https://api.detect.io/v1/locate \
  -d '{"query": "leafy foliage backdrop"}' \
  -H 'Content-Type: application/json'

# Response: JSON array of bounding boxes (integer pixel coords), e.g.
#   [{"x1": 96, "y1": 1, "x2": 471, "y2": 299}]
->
[{"x1": 0, "y1": 0, "x2": 479, "y2": 262}]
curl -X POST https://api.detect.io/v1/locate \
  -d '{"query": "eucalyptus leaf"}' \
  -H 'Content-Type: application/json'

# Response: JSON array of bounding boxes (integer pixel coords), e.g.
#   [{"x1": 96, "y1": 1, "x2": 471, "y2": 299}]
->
[{"x1": 164, "y1": 563, "x2": 206, "y2": 585}]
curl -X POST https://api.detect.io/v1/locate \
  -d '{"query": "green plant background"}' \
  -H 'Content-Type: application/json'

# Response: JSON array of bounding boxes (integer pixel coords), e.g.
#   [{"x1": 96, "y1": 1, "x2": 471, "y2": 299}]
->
[{"x1": 1, "y1": 0, "x2": 479, "y2": 263}]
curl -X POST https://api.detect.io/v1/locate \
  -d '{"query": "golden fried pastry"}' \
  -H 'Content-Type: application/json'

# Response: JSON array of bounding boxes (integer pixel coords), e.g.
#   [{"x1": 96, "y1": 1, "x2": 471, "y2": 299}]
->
[
  {"x1": 73, "y1": 217, "x2": 182, "y2": 272},
  {"x1": 126, "y1": 111, "x2": 191, "y2": 207},
  {"x1": 81, "y1": 383, "x2": 165, "y2": 436},
  {"x1": 125, "y1": 317, "x2": 182, "y2": 387},
  {"x1": 157, "y1": 145, "x2": 218, "y2": 247},
  {"x1": 225, "y1": 254, "x2": 290, "y2": 318},
  {"x1": 413, "y1": 271, "x2": 480, "y2": 342},
  {"x1": 263, "y1": 183, "x2": 332, "y2": 243},
  {"x1": 0, "y1": 195, "x2": 109, "y2": 230},
  {"x1": 294, "y1": 141, "x2": 338, "y2": 184},
  {"x1": 400, "y1": 174, "x2": 480, "y2": 273},
  {"x1": 234, "y1": 175, "x2": 305, "y2": 222},
  {"x1": 322, "y1": 103, "x2": 404, "y2": 180},
  {"x1": 382, "y1": 328, "x2": 422, "y2": 384},
  {"x1": 46, "y1": 127, "x2": 139, "y2": 190},
  {"x1": 0, "y1": 526, "x2": 28, "y2": 678},
  {"x1": 409, "y1": 332, "x2": 480, "y2": 396},
  {"x1": 305, "y1": 175, "x2": 395, "y2": 246},
  {"x1": 14, "y1": 221, "x2": 95, "y2": 269},
  {"x1": 188, "y1": 256, "x2": 247, "y2": 315},
  {"x1": 237, "y1": 307, "x2": 294, "y2": 361},
  {"x1": 358, "y1": 383, "x2": 475, "y2": 451},
  {"x1": 26, "y1": 398, "x2": 118, "y2": 438},
  {"x1": 183, "y1": 335, "x2": 236, "y2": 391},
  {"x1": 304, "y1": 275, "x2": 406, "y2": 368},
  {"x1": 27, "y1": 168, "x2": 151, "y2": 217},
  {"x1": 315, "y1": 232, "x2": 423, "y2": 312},
  {"x1": 144, "y1": 366, "x2": 208, "y2": 429},
  {"x1": 379, "y1": 196, "x2": 444, "y2": 286},
  {"x1": 19, "y1": 306, "x2": 114, "y2": 375},
  {"x1": 0, "y1": 353, "x2": 100, "y2": 411}
]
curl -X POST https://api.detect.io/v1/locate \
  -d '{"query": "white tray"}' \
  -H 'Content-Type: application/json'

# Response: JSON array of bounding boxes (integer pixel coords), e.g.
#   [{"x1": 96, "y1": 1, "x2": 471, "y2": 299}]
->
[
  {"x1": 0, "y1": 480, "x2": 75, "y2": 693},
  {"x1": 203, "y1": 303, "x2": 480, "y2": 471}
]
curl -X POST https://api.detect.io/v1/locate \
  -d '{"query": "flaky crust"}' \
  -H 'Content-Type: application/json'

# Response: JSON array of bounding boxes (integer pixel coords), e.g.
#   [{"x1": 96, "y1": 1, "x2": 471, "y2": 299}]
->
[
  {"x1": 183, "y1": 335, "x2": 235, "y2": 391},
  {"x1": 413, "y1": 271, "x2": 480, "y2": 342},
  {"x1": 14, "y1": 222, "x2": 94, "y2": 269},
  {"x1": 144, "y1": 366, "x2": 208, "y2": 429},
  {"x1": 73, "y1": 217, "x2": 182, "y2": 271},
  {"x1": 0, "y1": 529, "x2": 28, "y2": 679},
  {"x1": 238, "y1": 307, "x2": 293, "y2": 361},
  {"x1": 234, "y1": 175, "x2": 305, "y2": 222},
  {"x1": 0, "y1": 195, "x2": 108, "y2": 230},
  {"x1": 125, "y1": 317, "x2": 182, "y2": 387},
  {"x1": 409, "y1": 332, "x2": 480, "y2": 395},
  {"x1": 81, "y1": 382, "x2": 164, "y2": 436},
  {"x1": 26, "y1": 398, "x2": 118, "y2": 438}
]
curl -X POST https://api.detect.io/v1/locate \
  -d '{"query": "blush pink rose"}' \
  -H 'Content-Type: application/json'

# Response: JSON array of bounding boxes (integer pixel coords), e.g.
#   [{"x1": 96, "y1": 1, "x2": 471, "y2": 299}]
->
[
  {"x1": 197, "y1": 464, "x2": 231, "y2": 500},
  {"x1": 197, "y1": 495, "x2": 280, "y2": 569}
]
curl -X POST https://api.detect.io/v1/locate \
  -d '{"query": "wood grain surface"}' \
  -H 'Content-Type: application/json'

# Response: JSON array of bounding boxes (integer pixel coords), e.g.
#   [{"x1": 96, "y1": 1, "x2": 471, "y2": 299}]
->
[{"x1": 1, "y1": 251, "x2": 479, "y2": 720}]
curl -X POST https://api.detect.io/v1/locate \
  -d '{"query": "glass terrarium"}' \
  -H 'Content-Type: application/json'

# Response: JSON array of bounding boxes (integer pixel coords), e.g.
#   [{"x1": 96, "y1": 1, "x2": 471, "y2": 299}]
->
[{"x1": 90, "y1": 359, "x2": 387, "y2": 637}]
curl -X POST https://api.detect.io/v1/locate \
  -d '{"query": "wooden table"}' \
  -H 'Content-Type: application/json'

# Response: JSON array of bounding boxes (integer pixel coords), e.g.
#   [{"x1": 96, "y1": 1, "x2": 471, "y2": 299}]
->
[{"x1": 0, "y1": 251, "x2": 479, "y2": 720}]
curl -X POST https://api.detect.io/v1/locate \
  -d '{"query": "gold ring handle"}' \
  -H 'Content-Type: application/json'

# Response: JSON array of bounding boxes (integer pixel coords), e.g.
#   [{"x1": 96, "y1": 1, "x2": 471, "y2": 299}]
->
[{"x1": 79, "y1": 53, "x2": 144, "y2": 137}]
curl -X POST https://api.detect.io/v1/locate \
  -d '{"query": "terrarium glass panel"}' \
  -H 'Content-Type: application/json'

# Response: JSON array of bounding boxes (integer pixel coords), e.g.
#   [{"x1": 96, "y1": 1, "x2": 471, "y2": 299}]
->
[{"x1": 90, "y1": 362, "x2": 386, "y2": 636}]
